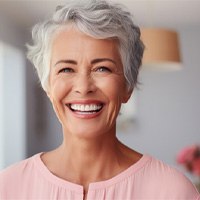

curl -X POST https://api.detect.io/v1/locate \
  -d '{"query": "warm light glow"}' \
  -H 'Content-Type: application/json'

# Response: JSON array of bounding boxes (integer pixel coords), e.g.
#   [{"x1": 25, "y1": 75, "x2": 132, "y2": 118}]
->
[{"x1": 141, "y1": 28, "x2": 182, "y2": 70}]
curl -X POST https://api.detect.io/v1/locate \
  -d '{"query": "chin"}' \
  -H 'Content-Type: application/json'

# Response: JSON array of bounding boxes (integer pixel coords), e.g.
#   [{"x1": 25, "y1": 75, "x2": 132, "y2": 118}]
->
[{"x1": 64, "y1": 123, "x2": 115, "y2": 140}]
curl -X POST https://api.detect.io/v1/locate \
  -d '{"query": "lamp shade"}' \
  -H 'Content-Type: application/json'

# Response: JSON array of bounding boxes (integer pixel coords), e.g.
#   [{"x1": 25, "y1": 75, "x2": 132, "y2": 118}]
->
[{"x1": 141, "y1": 28, "x2": 181, "y2": 70}]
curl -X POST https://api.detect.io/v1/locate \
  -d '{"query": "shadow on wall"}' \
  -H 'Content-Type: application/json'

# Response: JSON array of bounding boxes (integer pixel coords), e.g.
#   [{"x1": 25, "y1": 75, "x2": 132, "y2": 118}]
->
[{"x1": 26, "y1": 60, "x2": 62, "y2": 157}]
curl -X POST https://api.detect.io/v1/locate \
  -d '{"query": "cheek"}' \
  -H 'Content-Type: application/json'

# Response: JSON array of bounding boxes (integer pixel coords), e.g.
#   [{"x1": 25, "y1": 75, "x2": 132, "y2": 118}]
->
[
  {"x1": 50, "y1": 77, "x2": 71, "y2": 102},
  {"x1": 96, "y1": 76, "x2": 126, "y2": 102},
  {"x1": 97, "y1": 77, "x2": 125, "y2": 126},
  {"x1": 48, "y1": 78, "x2": 71, "y2": 124}
]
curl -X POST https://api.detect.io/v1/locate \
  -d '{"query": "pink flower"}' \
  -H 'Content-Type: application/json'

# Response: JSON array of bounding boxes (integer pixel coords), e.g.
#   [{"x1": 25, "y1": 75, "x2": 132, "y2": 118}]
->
[
  {"x1": 176, "y1": 144, "x2": 200, "y2": 176},
  {"x1": 177, "y1": 145, "x2": 197, "y2": 164}
]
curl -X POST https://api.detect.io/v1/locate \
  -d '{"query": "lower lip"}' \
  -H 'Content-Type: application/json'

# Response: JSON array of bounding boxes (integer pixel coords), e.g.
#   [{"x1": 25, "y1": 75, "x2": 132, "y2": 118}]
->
[{"x1": 67, "y1": 106, "x2": 104, "y2": 119}]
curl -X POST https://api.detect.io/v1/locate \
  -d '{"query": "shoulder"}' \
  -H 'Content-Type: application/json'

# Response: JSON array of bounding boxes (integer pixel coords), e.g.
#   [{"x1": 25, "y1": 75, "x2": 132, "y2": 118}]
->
[
  {"x1": 0, "y1": 154, "x2": 35, "y2": 179},
  {"x1": 137, "y1": 155, "x2": 200, "y2": 199},
  {"x1": 0, "y1": 153, "x2": 41, "y2": 195}
]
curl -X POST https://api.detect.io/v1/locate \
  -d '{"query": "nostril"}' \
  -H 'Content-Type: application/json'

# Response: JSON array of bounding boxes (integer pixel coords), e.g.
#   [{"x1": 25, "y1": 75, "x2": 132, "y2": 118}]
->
[
  {"x1": 75, "y1": 88, "x2": 95, "y2": 94},
  {"x1": 73, "y1": 75, "x2": 97, "y2": 94}
]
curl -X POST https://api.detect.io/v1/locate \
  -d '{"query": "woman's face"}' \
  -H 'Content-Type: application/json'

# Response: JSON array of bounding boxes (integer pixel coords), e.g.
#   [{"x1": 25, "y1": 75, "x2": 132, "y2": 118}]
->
[{"x1": 48, "y1": 27, "x2": 131, "y2": 139}]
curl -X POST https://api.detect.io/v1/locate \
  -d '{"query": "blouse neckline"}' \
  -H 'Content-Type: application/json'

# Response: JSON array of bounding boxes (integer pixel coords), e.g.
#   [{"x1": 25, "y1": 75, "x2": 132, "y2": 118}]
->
[{"x1": 33, "y1": 152, "x2": 151, "y2": 192}]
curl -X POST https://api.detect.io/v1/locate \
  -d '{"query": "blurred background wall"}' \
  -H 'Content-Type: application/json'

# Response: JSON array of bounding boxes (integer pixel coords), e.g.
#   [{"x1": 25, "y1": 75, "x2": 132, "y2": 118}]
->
[{"x1": 0, "y1": 0, "x2": 200, "y2": 181}]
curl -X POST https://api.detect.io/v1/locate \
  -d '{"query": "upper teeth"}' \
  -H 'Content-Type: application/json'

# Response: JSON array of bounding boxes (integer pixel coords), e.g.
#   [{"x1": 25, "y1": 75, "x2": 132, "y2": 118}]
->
[{"x1": 70, "y1": 104, "x2": 102, "y2": 112}]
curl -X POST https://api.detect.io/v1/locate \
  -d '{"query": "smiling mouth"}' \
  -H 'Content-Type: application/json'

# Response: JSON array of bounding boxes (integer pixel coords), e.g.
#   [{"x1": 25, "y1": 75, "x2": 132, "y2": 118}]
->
[{"x1": 66, "y1": 103, "x2": 104, "y2": 114}]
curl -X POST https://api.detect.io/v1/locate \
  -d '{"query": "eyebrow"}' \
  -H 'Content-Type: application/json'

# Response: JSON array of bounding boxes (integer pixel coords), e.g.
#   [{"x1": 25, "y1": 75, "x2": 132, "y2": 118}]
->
[
  {"x1": 91, "y1": 58, "x2": 116, "y2": 65},
  {"x1": 54, "y1": 58, "x2": 116, "y2": 67},
  {"x1": 54, "y1": 60, "x2": 77, "y2": 66}
]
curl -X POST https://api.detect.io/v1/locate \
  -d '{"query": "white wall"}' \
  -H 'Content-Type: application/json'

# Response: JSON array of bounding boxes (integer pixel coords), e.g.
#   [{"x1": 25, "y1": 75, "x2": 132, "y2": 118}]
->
[
  {"x1": 0, "y1": 42, "x2": 4, "y2": 169},
  {"x1": 0, "y1": 42, "x2": 26, "y2": 169},
  {"x1": 4, "y1": 44, "x2": 26, "y2": 167},
  {"x1": 0, "y1": 14, "x2": 26, "y2": 169},
  {"x1": 117, "y1": 27, "x2": 200, "y2": 169}
]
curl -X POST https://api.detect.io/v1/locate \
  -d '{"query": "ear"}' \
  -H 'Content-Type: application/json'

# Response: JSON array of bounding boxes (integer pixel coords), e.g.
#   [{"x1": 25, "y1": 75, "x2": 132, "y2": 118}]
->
[{"x1": 122, "y1": 88, "x2": 133, "y2": 103}]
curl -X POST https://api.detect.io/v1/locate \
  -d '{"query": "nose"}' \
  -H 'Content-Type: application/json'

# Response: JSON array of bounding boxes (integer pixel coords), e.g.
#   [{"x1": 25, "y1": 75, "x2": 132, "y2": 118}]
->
[{"x1": 73, "y1": 72, "x2": 97, "y2": 95}]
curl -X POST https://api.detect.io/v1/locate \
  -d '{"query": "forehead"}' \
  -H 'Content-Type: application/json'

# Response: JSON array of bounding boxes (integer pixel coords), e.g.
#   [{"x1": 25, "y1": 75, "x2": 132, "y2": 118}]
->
[{"x1": 51, "y1": 27, "x2": 121, "y2": 62}]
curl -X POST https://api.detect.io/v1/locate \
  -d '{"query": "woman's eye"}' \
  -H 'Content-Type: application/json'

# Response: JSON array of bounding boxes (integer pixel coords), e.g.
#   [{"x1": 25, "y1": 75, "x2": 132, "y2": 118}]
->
[
  {"x1": 58, "y1": 68, "x2": 74, "y2": 73},
  {"x1": 96, "y1": 66, "x2": 111, "y2": 72}
]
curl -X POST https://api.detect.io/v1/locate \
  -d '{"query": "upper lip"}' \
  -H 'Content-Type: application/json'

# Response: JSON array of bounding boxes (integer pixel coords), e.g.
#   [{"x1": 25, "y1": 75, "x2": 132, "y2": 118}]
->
[{"x1": 65, "y1": 99, "x2": 105, "y2": 105}]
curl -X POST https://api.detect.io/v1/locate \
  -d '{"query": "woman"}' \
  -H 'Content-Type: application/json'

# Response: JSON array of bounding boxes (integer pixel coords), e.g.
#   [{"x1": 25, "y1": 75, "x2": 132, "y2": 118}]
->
[{"x1": 0, "y1": 0, "x2": 199, "y2": 199}]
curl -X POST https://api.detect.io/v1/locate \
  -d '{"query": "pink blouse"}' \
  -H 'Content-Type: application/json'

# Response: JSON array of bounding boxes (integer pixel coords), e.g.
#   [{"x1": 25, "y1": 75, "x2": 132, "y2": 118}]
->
[{"x1": 0, "y1": 153, "x2": 199, "y2": 200}]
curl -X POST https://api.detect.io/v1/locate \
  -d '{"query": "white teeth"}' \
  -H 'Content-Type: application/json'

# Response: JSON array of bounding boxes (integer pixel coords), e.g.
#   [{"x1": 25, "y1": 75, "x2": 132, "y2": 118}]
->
[
  {"x1": 80, "y1": 105, "x2": 84, "y2": 111},
  {"x1": 70, "y1": 104, "x2": 102, "y2": 112},
  {"x1": 85, "y1": 105, "x2": 90, "y2": 111}
]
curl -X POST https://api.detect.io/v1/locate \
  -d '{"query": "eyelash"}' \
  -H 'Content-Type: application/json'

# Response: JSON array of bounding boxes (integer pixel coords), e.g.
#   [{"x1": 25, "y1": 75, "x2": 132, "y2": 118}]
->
[
  {"x1": 95, "y1": 66, "x2": 112, "y2": 72},
  {"x1": 58, "y1": 67, "x2": 74, "y2": 73},
  {"x1": 58, "y1": 66, "x2": 112, "y2": 74}
]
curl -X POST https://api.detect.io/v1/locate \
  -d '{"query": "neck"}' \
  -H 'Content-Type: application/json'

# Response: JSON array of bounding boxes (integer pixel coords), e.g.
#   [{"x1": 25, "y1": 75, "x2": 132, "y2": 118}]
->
[
  {"x1": 41, "y1": 127, "x2": 141, "y2": 192},
  {"x1": 60, "y1": 129, "x2": 120, "y2": 181}
]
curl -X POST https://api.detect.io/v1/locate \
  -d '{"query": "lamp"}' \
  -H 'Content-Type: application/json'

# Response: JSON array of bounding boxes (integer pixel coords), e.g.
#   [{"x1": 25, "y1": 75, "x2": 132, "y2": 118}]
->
[{"x1": 141, "y1": 28, "x2": 182, "y2": 70}]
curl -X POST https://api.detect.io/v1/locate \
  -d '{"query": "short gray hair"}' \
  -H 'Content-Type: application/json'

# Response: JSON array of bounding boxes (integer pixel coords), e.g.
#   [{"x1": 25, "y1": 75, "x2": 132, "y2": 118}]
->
[{"x1": 27, "y1": 0, "x2": 144, "y2": 92}]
